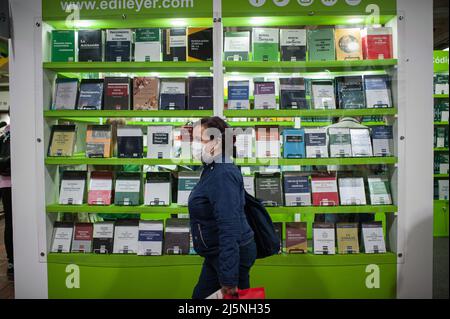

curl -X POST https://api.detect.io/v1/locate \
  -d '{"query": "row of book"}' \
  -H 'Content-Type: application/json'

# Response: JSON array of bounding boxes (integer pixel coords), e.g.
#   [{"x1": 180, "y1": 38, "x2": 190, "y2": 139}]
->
[
  {"x1": 51, "y1": 26, "x2": 394, "y2": 63},
  {"x1": 434, "y1": 126, "x2": 449, "y2": 148},
  {"x1": 57, "y1": 170, "x2": 392, "y2": 207},
  {"x1": 434, "y1": 99, "x2": 449, "y2": 122},
  {"x1": 51, "y1": 219, "x2": 387, "y2": 255},
  {"x1": 48, "y1": 124, "x2": 395, "y2": 159}
]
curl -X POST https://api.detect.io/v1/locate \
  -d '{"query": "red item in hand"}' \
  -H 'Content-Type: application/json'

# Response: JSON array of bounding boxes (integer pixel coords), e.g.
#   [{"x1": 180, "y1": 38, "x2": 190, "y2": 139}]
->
[{"x1": 223, "y1": 287, "x2": 265, "y2": 299}]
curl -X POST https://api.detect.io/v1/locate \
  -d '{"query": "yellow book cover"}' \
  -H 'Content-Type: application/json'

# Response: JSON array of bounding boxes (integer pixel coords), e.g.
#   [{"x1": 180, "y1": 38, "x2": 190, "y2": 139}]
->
[
  {"x1": 335, "y1": 28, "x2": 363, "y2": 61},
  {"x1": 336, "y1": 223, "x2": 360, "y2": 254},
  {"x1": 48, "y1": 125, "x2": 76, "y2": 157}
]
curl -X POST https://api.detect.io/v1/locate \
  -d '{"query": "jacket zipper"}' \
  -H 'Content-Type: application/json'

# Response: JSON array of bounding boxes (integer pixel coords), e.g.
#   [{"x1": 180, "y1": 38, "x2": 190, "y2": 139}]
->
[{"x1": 197, "y1": 224, "x2": 208, "y2": 248}]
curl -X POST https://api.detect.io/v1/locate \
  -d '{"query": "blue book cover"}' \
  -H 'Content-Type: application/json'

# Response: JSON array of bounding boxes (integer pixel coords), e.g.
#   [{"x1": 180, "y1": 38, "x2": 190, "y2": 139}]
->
[
  {"x1": 282, "y1": 129, "x2": 306, "y2": 159},
  {"x1": 283, "y1": 174, "x2": 311, "y2": 206},
  {"x1": 228, "y1": 81, "x2": 250, "y2": 110},
  {"x1": 105, "y1": 29, "x2": 132, "y2": 62},
  {"x1": 77, "y1": 80, "x2": 104, "y2": 110}
]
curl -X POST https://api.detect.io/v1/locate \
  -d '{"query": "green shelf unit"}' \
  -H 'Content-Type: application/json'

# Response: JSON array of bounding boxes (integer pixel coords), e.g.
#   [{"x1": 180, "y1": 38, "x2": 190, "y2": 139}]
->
[
  {"x1": 434, "y1": 148, "x2": 450, "y2": 152},
  {"x1": 44, "y1": 110, "x2": 213, "y2": 119},
  {"x1": 45, "y1": 156, "x2": 202, "y2": 166},
  {"x1": 434, "y1": 174, "x2": 450, "y2": 178},
  {"x1": 434, "y1": 122, "x2": 449, "y2": 126},
  {"x1": 433, "y1": 94, "x2": 449, "y2": 99},
  {"x1": 224, "y1": 108, "x2": 397, "y2": 118}
]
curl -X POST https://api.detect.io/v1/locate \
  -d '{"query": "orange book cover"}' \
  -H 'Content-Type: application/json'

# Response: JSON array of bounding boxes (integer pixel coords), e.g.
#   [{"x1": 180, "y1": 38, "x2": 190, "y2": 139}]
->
[
  {"x1": 86, "y1": 125, "x2": 112, "y2": 158},
  {"x1": 335, "y1": 28, "x2": 363, "y2": 61}
]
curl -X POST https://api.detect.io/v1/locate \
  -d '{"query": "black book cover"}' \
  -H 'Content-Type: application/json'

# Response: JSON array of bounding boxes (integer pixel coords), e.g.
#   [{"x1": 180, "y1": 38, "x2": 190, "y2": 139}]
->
[
  {"x1": 78, "y1": 30, "x2": 103, "y2": 62},
  {"x1": 279, "y1": 78, "x2": 308, "y2": 109},
  {"x1": 255, "y1": 172, "x2": 284, "y2": 207},
  {"x1": 164, "y1": 218, "x2": 190, "y2": 255},
  {"x1": 77, "y1": 79, "x2": 104, "y2": 110},
  {"x1": 103, "y1": 77, "x2": 131, "y2": 110},
  {"x1": 105, "y1": 29, "x2": 132, "y2": 62},
  {"x1": 117, "y1": 126, "x2": 143, "y2": 158},
  {"x1": 159, "y1": 79, "x2": 186, "y2": 110},
  {"x1": 280, "y1": 29, "x2": 307, "y2": 62},
  {"x1": 335, "y1": 76, "x2": 366, "y2": 109},
  {"x1": 188, "y1": 27, "x2": 213, "y2": 61},
  {"x1": 162, "y1": 28, "x2": 187, "y2": 62},
  {"x1": 93, "y1": 222, "x2": 115, "y2": 254},
  {"x1": 187, "y1": 77, "x2": 213, "y2": 110}
]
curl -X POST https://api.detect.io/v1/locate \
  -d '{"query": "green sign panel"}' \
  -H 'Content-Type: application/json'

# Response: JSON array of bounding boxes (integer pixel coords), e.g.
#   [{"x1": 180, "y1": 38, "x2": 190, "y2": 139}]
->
[{"x1": 434, "y1": 51, "x2": 449, "y2": 73}]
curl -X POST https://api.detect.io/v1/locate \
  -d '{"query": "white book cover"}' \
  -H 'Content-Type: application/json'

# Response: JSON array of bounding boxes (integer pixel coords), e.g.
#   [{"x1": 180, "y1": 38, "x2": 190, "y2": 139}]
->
[
  {"x1": 253, "y1": 28, "x2": 279, "y2": 45},
  {"x1": 147, "y1": 126, "x2": 173, "y2": 159},
  {"x1": 339, "y1": 177, "x2": 367, "y2": 205},
  {"x1": 235, "y1": 130, "x2": 254, "y2": 158},
  {"x1": 435, "y1": 83, "x2": 449, "y2": 95},
  {"x1": 138, "y1": 221, "x2": 164, "y2": 256},
  {"x1": 93, "y1": 222, "x2": 114, "y2": 239},
  {"x1": 89, "y1": 177, "x2": 112, "y2": 192},
  {"x1": 312, "y1": 83, "x2": 336, "y2": 109},
  {"x1": 328, "y1": 127, "x2": 352, "y2": 158},
  {"x1": 305, "y1": 128, "x2": 329, "y2": 158},
  {"x1": 51, "y1": 226, "x2": 73, "y2": 253},
  {"x1": 135, "y1": 42, "x2": 161, "y2": 62},
  {"x1": 178, "y1": 174, "x2": 200, "y2": 206},
  {"x1": 372, "y1": 137, "x2": 394, "y2": 157},
  {"x1": 441, "y1": 110, "x2": 449, "y2": 122},
  {"x1": 144, "y1": 180, "x2": 171, "y2": 206},
  {"x1": 350, "y1": 129, "x2": 373, "y2": 157},
  {"x1": 440, "y1": 163, "x2": 449, "y2": 174},
  {"x1": 365, "y1": 78, "x2": 392, "y2": 109},
  {"x1": 160, "y1": 80, "x2": 186, "y2": 94},
  {"x1": 115, "y1": 179, "x2": 140, "y2": 193},
  {"x1": 243, "y1": 176, "x2": 255, "y2": 197},
  {"x1": 362, "y1": 224, "x2": 387, "y2": 254},
  {"x1": 280, "y1": 29, "x2": 306, "y2": 47},
  {"x1": 53, "y1": 80, "x2": 78, "y2": 110},
  {"x1": 256, "y1": 140, "x2": 280, "y2": 158},
  {"x1": 59, "y1": 179, "x2": 85, "y2": 205},
  {"x1": 224, "y1": 32, "x2": 250, "y2": 57},
  {"x1": 368, "y1": 176, "x2": 392, "y2": 205},
  {"x1": 254, "y1": 83, "x2": 277, "y2": 110},
  {"x1": 313, "y1": 227, "x2": 336, "y2": 255},
  {"x1": 113, "y1": 224, "x2": 139, "y2": 254},
  {"x1": 439, "y1": 180, "x2": 449, "y2": 200}
]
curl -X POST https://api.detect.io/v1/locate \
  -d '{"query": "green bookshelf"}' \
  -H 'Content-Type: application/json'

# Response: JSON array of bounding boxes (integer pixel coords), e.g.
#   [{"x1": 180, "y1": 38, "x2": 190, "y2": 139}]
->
[
  {"x1": 434, "y1": 122, "x2": 449, "y2": 126},
  {"x1": 434, "y1": 174, "x2": 450, "y2": 178},
  {"x1": 44, "y1": 110, "x2": 214, "y2": 118},
  {"x1": 433, "y1": 94, "x2": 449, "y2": 99},
  {"x1": 224, "y1": 109, "x2": 397, "y2": 118},
  {"x1": 45, "y1": 156, "x2": 202, "y2": 166},
  {"x1": 434, "y1": 148, "x2": 450, "y2": 152}
]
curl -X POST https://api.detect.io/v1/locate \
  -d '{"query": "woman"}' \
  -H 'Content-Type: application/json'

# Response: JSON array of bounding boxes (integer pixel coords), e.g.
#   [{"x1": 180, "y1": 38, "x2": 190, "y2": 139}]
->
[{"x1": 188, "y1": 117, "x2": 256, "y2": 299}]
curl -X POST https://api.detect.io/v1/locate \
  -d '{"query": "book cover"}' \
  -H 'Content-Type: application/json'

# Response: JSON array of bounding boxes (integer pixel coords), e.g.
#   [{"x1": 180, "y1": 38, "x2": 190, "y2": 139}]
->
[
  {"x1": 283, "y1": 172, "x2": 311, "y2": 206},
  {"x1": 88, "y1": 171, "x2": 113, "y2": 205},
  {"x1": 59, "y1": 171, "x2": 87, "y2": 205},
  {"x1": 364, "y1": 75, "x2": 392, "y2": 108},
  {"x1": 93, "y1": 221, "x2": 115, "y2": 254},
  {"x1": 53, "y1": 78, "x2": 78, "y2": 110},
  {"x1": 372, "y1": 126, "x2": 394, "y2": 157},
  {"x1": 328, "y1": 127, "x2": 352, "y2": 158},
  {"x1": 255, "y1": 125, "x2": 280, "y2": 158},
  {"x1": 147, "y1": 126, "x2": 173, "y2": 159},
  {"x1": 113, "y1": 220, "x2": 139, "y2": 254},
  {"x1": 350, "y1": 128, "x2": 373, "y2": 157},
  {"x1": 335, "y1": 28, "x2": 363, "y2": 61},
  {"x1": 77, "y1": 79, "x2": 104, "y2": 110},
  {"x1": 188, "y1": 77, "x2": 213, "y2": 110},
  {"x1": 51, "y1": 30, "x2": 75, "y2": 62},
  {"x1": 336, "y1": 223, "x2": 360, "y2": 254},
  {"x1": 162, "y1": 28, "x2": 187, "y2": 62},
  {"x1": 252, "y1": 28, "x2": 279, "y2": 62},
  {"x1": 439, "y1": 179, "x2": 449, "y2": 200},
  {"x1": 435, "y1": 126, "x2": 449, "y2": 148},
  {"x1": 313, "y1": 222, "x2": 336, "y2": 255},
  {"x1": 235, "y1": 128, "x2": 254, "y2": 159},
  {"x1": 336, "y1": 76, "x2": 366, "y2": 109},
  {"x1": 255, "y1": 172, "x2": 283, "y2": 207},
  {"x1": 362, "y1": 222, "x2": 387, "y2": 254},
  {"x1": 434, "y1": 99, "x2": 449, "y2": 122},
  {"x1": 164, "y1": 218, "x2": 190, "y2": 255},
  {"x1": 279, "y1": 78, "x2": 307, "y2": 110},
  {"x1": 178, "y1": 171, "x2": 200, "y2": 206},
  {"x1": 311, "y1": 80, "x2": 336, "y2": 109},
  {"x1": 51, "y1": 222, "x2": 74, "y2": 253},
  {"x1": 104, "y1": 77, "x2": 131, "y2": 110},
  {"x1": 273, "y1": 222, "x2": 283, "y2": 253},
  {"x1": 48, "y1": 125, "x2": 77, "y2": 157},
  {"x1": 254, "y1": 82, "x2": 276, "y2": 110},
  {"x1": 78, "y1": 30, "x2": 103, "y2": 62},
  {"x1": 307, "y1": 28, "x2": 335, "y2": 61},
  {"x1": 105, "y1": 29, "x2": 132, "y2": 62},
  {"x1": 435, "y1": 153, "x2": 449, "y2": 174},
  {"x1": 227, "y1": 80, "x2": 250, "y2": 110},
  {"x1": 243, "y1": 175, "x2": 255, "y2": 197},
  {"x1": 133, "y1": 77, "x2": 159, "y2": 110},
  {"x1": 86, "y1": 125, "x2": 112, "y2": 158},
  {"x1": 286, "y1": 222, "x2": 307, "y2": 254},
  {"x1": 138, "y1": 220, "x2": 164, "y2": 256},
  {"x1": 71, "y1": 223, "x2": 94, "y2": 253},
  {"x1": 282, "y1": 128, "x2": 305, "y2": 159},
  {"x1": 117, "y1": 126, "x2": 143, "y2": 158},
  {"x1": 144, "y1": 172, "x2": 172, "y2": 206},
  {"x1": 311, "y1": 174, "x2": 339, "y2": 206},
  {"x1": 434, "y1": 74, "x2": 449, "y2": 95},
  {"x1": 224, "y1": 31, "x2": 250, "y2": 61},
  {"x1": 188, "y1": 27, "x2": 213, "y2": 62},
  {"x1": 362, "y1": 27, "x2": 393, "y2": 60},
  {"x1": 368, "y1": 175, "x2": 392, "y2": 205},
  {"x1": 280, "y1": 29, "x2": 306, "y2": 62},
  {"x1": 159, "y1": 79, "x2": 186, "y2": 110},
  {"x1": 305, "y1": 128, "x2": 328, "y2": 158},
  {"x1": 339, "y1": 177, "x2": 367, "y2": 206},
  {"x1": 134, "y1": 28, "x2": 161, "y2": 62},
  {"x1": 114, "y1": 172, "x2": 141, "y2": 206}
]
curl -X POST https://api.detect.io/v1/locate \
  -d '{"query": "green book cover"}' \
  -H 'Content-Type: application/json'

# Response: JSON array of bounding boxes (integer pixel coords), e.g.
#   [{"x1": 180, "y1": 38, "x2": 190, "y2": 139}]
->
[
  {"x1": 114, "y1": 173, "x2": 141, "y2": 206},
  {"x1": 252, "y1": 28, "x2": 279, "y2": 62},
  {"x1": 135, "y1": 28, "x2": 160, "y2": 42},
  {"x1": 307, "y1": 28, "x2": 335, "y2": 62},
  {"x1": 51, "y1": 30, "x2": 75, "y2": 62},
  {"x1": 224, "y1": 31, "x2": 250, "y2": 61}
]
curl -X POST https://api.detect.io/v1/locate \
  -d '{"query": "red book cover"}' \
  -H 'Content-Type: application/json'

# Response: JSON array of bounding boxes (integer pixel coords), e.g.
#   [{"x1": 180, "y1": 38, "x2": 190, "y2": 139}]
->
[
  {"x1": 74, "y1": 223, "x2": 94, "y2": 241},
  {"x1": 362, "y1": 27, "x2": 393, "y2": 60},
  {"x1": 88, "y1": 171, "x2": 113, "y2": 205},
  {"x1": 311, "y1": 175, "x2": 339, "y2": 206}
]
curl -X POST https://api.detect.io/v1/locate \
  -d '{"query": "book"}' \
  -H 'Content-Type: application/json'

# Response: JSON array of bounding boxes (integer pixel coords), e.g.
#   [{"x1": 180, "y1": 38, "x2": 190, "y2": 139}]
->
[
  {"x1": 255, "y1": 125, "x2": 280, "y2": 158},
  {"x1": 362, "y1": 27, "x2": 394, "y2": 60},
  {"x1": 279, "y1": 78, "x2": 307, "y2": 110},
  {"x1": 178, "y1": 125, "x2": 193, "y2": 159},
  {"x1": 252, "y1": 28, "x2": 279, "y2": 62},
  {"x1": 86, "y1": 125, "x2": 112, "y2": 158},
  {"x1": 338, "y1": 177, "x2": 367, "y2": 206},
  {"x1": 138, "y1": 220, "x2": 164, "y2": 256},
  {"x1": 53, "y1": 78, "x2": 78, "y2": 110},
  {"x1": 273, "y1": 222, "x2": 283, "y2": 253},
  {"x1": 144, "y1": 172, "x2": 172, "y2": 206},
  {"x1": 103, "y1": 77, "x2": 131, "y2": 110},
  {"x1": 362, "y1": 222, "x2": 387, "y2": 254},
  {"x1": 336, "y1": 76, "x2": 366, "y2": 109},
  {"x1": 235, "y1": 128, "x2": 254, "y2": 158},
  {"x1": 59, "y1": 171, "x2": 87, "y2": 205},
  {"x1": 434, "y1": 74, "x2": 449, "y2": 95},
  {"x1": 93, "y1": 222, "x2": 115, "y2": 254},
  {"x1": 434, "y1": 99, "x2": 449, "y2": 122},
  {"x1": 105, "y1": 29, "x2": 132, "y2": 62},
  {"x1": 51, "y1": 30, "x2": 75, "y2": 62},
  {"x1": 286, "y1": 222, "x2": 307, "y2": 254},
  {"x1": 254, "y1": 172, "x2": 283, "y2": 207},
  {"x1": 307, "y1": 28, "x2": 335, "y2": 61},
  {"x1": 48, "y1": 125, "x2": 77, "y2": 157},
  {"x1": 305, "y1": 128, "x2": 328, "y2": 158},
  {"x1": 435, "y1": 126, "x2": 449, "y2": 148},
  {"x1": 114, "y1": 172, "x2": 141, "y2": 206},
  {"x1": 350, "y1": 128, "x2": 373, "y2": 157},
  {"x1": 188, "y1": 77, "x2": 213, "y2": 110},
  {"x1": 188, "y1": 27, "x2": 213, "y2": 62},
  {"x1": 113, "y1": 220, "x2": 139, "y2": 254},
  {"x1": 133, "y1": 77, "x2": 159, "y2": 110},
  {"x1": 254, "y1": 82, "x2": 276, "y2": 110},
  {"x1": 134, "y1": 28, "x2": 161, "y2": 62},
  {"x1": 368, "y1": 176, "x2": 393, "y2": 205},
  {"x1": 162, "y1": 28, "x2": 187, "y2": 62},
  {"x1": 77, "y1": 79, "x2": 104, "y2": 110},
  {"x1": 328, "y1": 127, "x2": 352, "y2": 158},
  {"x1": 177, "y1": 171, "x2": 200, "y2": 206},
  {"x1": 147, "y1": 126, "x2": 173, "y2": 159},
  {"x1": 224, "y1": 31, "x2": 250, "y2": 61},
  {"x1": 364, "y1": 75, "x2": 392, "y2": 108},
  {"x1": 336, "y1": 223, "x2": 360, "y2": 254},
  {"x1": 335, "y1": 28, "x2": 363, "y2": 61},
  {"x1": 311, "y1": 80, "x2": 336, "y2": 109},
  {"x1": 88, "y1": 171, "x2": 113, "y2": 205},
  {"x1": 71, "y1": 223, "x2": 94, "y2": 253},
  {"x1": 372, "y1": 126, "x2": 394, "y2": 157},
  {"x1": 311, "y1": 174, "x2": 339, "y2": 206},
  {"x1": 313, "y1": 223, "x2": 336, "y2": 255},
  {"x1": 227, "y1": 81, "x2": 250, "y2": 110},
  {"x1": 283, "y1": 172, "x2": 311, "y2": 206},
  {"x1": 280, "y1": 29, "x2": 306, "y2": 62},
  {"x1": 439, "y1": 179, "x2": 449, "y2": 200},
  {"x1": 51, "y1": 222, "x2": 74, "y2": 253},
  {"x1": 243, "y1": 175, "x2": 255, "y2": 197},
  {"x1": 282, "y1": 129, "x2": 305, "y2": 159},
  {"x1": 159, "y1": 79, "x2": 186, "y2": 110},
  {"x1": 435, "y1": 153, "x2": 449, "y2": 174},
  {"x1": 78, "y1": 30, "x2": 103, "y2": 62},
  {"x1": 117, "y1": 126, "x2": 143, "y2": 158},
  {"x1": 164, "y1": 218, "x2": 190, "y2": 255}
]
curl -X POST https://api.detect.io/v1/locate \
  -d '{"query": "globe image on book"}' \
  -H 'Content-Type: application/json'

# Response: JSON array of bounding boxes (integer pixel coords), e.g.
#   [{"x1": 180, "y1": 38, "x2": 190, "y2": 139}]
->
[{"x1": 339, "y1": 35, "x2": 360, "y2": 53}]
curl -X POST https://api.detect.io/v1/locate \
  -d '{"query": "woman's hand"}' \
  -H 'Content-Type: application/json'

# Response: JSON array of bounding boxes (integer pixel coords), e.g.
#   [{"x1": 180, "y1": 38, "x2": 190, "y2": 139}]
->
[{"x1": 221, "y1": 286, "x2": 238, "y2": 297}]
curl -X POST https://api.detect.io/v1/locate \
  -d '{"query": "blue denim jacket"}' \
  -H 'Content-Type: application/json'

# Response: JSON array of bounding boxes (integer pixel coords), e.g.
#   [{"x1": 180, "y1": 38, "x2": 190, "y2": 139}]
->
[{"x1": 188, "y1": 159, "x2": 254, "y2": 286}]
